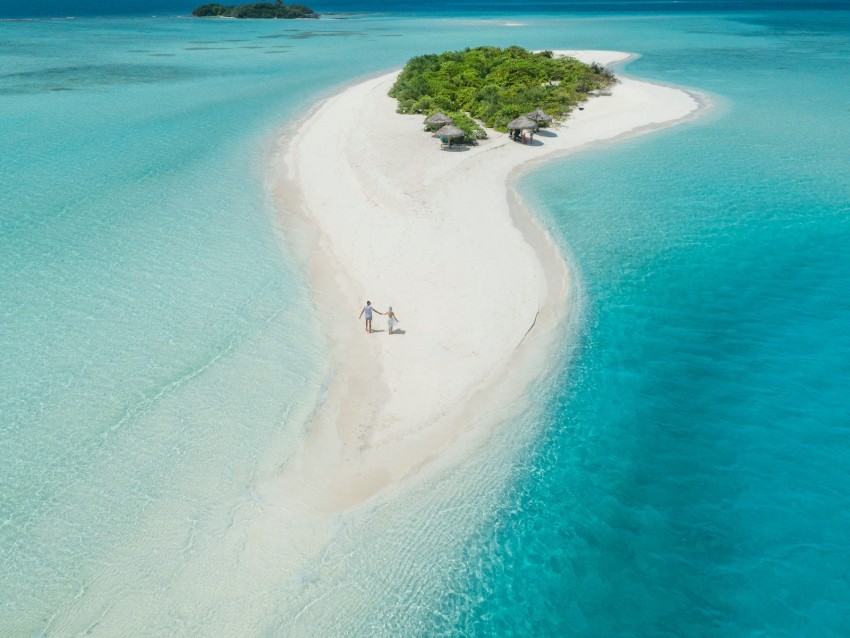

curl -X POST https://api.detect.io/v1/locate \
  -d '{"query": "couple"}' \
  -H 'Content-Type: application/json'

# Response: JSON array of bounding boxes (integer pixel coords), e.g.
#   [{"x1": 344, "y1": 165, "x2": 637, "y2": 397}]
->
[{"x1": 359, "y1": 301, "x2": 400, "y2": 335}]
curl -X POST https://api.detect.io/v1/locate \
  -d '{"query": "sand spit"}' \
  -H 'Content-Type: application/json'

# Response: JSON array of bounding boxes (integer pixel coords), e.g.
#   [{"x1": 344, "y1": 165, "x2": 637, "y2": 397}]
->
[
  {"x1": 45, "y1": 51, "x2": 703, "y2": 637},
  {"x1": 270, "y1": 51, "x2": 700, "y2": 512}
]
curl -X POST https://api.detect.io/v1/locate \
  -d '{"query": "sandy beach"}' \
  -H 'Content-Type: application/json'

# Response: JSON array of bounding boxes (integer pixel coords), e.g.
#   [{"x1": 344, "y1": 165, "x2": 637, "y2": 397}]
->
[
  {"x1": 9, "y1": 7, "x2": 846, "y2": 631},
  {"x1": 271, "y1": 51, "x2": 701, "y2": 512}
]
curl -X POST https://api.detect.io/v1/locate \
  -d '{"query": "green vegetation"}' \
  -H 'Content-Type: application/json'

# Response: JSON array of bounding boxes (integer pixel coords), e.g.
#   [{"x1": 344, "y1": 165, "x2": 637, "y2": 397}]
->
[
  {"x1": 440, "y1": 112, "x2": 487, "y2": 142},
  {"x1": 192, "y1": 1, "x2": 318, "y2": 18},
  {"x1": 389, "y1": 46, "x2": 616, "y2": 140}
]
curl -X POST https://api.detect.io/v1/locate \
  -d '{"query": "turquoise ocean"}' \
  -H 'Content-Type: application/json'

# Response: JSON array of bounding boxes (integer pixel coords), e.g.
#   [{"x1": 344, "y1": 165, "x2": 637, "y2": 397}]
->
[{"x1": 2, "y1": 2, "x2": 849, "y2": 636}]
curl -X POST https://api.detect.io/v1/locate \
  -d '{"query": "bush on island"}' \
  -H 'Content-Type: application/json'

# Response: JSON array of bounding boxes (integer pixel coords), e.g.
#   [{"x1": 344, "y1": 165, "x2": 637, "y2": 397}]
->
[{"x1": 389, "y1": 46, "x2": 616, "y2": 140}]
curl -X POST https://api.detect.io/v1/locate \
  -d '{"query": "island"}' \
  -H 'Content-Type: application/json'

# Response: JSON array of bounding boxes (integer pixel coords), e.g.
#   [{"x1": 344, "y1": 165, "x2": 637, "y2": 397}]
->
[
  {"x1": 389, "y1": 46, "x2": 616, "y2": 142},
  {"x1": 192, "y1": 1, "x2": 318, "y2": 18},
  {"x1": 269, "y1": 49, "x2": 699, "y2": 513}
]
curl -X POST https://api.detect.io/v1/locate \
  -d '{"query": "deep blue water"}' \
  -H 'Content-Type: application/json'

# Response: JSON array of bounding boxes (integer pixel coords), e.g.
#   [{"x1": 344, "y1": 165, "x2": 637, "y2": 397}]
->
[
  {"x1": 427, "y1": 10, "x2": 850, "y2": 637},
  {"x1": 2, "y1": 3, "x2": 850, "y2": 636},
  {"x1": 2, "y1": 0, "x2": 849, "y2": 18}
]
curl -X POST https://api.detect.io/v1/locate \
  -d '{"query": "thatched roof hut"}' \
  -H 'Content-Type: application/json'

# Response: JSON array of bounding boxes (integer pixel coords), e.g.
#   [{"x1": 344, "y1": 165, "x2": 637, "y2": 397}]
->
[
  {"x1": 424, "y1": 111, "x2": 454, "y2": 130},
  {"x1": 506, "y1": 115, "x2": 538, "y2": 131},
  {"x1": 526, "y1": 107, "x2": 553, "y2": 124},
  {"x1": 432, "y1": 124, "x2": 465, "y2": 139}
]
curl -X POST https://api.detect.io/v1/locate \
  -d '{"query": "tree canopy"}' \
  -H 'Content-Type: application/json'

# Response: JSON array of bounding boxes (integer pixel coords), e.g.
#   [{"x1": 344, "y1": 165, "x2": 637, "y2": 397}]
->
[
  {"x1": 192, "y1": 2, "x2": 318, "y2": 18},
  {"x1": 389, "y1": 46, "x2": 616, "y2": 136}
]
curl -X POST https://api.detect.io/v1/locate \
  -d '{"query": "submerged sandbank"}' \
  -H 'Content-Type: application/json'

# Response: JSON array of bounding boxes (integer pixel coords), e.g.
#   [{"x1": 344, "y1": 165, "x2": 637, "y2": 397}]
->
[
  {"x1": 42, "y1": 50, "x2": 702, "y2": 636},
  {"x1": 270, "y1": 51, "x2": 701, "y2": 511}
]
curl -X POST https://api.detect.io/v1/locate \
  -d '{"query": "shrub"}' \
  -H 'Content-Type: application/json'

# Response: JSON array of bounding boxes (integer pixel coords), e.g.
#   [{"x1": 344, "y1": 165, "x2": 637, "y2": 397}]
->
[{"x1": 389, "y1": 46, "x2": 616, "y2": 132}]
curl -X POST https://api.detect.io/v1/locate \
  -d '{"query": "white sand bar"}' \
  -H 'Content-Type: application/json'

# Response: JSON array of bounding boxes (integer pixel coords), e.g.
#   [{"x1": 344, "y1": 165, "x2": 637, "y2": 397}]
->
[{"x1": 271, "y1": 51, "x2": 700, "y2": 512}]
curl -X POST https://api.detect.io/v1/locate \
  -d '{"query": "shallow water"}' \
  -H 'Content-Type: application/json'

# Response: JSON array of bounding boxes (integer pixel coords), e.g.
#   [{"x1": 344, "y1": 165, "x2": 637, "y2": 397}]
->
[
  {"x1": 2, "y1": 6, "x2": 849, "y2": 637},
  {"x1": 427, "y1": 10, "x2": 850, "y2": 637}
]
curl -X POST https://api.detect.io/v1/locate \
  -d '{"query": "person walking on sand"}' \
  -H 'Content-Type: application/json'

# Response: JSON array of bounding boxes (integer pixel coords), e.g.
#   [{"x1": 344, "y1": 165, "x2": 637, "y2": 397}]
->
[
  {"x1": 386, "y1": 306, "x2": 400, "y2": 335},
  {"x1": 359, "y1": 300, "x2": 383, "y2": 333}
]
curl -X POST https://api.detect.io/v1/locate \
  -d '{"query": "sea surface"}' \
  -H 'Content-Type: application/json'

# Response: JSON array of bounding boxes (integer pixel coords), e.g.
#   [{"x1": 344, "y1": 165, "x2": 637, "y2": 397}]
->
[{"x1": 2, "y1": 3, "x2": 849, "y2": 636}]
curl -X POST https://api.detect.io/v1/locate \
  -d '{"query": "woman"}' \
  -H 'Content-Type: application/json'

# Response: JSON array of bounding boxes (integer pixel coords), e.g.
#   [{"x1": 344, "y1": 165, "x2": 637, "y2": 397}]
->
[{"x1": 386, "y1": 306, "x2": 400, "y2": 335}]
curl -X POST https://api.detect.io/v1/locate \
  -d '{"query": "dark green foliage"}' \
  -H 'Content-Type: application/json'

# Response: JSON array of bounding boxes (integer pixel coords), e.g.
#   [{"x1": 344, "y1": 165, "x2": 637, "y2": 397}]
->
[
  {"x1": 192, "y1": 2, "x2": 318, "y2": 18},
  {"x1": 389, "y1": 46, "x2": 616, "y2": 132},
  {"x1": 446, "y1": 112, "x2": 487, "y2": 143}
]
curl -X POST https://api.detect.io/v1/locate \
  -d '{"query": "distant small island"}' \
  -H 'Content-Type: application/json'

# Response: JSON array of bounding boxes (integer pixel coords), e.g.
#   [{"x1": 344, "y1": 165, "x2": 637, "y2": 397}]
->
[{"x1": 192, "y1": 1, "x2": 318, "y2": 18}]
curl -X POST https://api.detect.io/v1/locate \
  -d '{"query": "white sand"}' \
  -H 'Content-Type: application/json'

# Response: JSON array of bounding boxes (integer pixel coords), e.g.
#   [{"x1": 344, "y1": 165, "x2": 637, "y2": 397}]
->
[
  {"x1": 271, "y1": 51, "x2": 701, "y2": 512},
  {"x1": 45, "y1": 52, "x2": 703, "y2": 636}
]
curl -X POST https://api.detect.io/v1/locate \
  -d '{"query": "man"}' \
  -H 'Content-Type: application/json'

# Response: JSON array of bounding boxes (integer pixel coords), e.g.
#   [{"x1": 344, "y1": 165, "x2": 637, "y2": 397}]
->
[{"x1": 358, "y1": 300, "x2": 383, "y2": 333}]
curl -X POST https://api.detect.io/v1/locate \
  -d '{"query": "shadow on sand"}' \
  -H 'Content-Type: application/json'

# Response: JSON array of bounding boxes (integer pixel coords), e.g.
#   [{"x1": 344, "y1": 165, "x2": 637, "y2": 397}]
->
[{"x1": 511, "y1": 137, "x2": 545, "y2": 147}]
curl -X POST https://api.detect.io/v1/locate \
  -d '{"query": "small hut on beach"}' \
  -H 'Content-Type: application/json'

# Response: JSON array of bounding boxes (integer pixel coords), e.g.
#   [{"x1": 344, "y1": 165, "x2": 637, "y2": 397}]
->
[
  {"x1": 423, "y1": 111, "x2": 454, "y2": 131},
  {"x1": 506, "y1": 115, "x2": 538, "y2": 143},
  {"x1": 432, "y1": 123, "x2": 465, "y2": 148},
  {"x1": 526, "y1": 107, "x2": 553, "y2": 125}
]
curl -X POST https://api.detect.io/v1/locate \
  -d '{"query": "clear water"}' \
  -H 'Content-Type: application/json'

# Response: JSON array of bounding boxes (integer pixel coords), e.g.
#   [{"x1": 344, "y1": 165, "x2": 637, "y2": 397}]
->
[
  {"x1": 427, "y1": 11, "x2": 850, "y2": 637},
  {"x1": 2, "y1": 6, "x2": 849, "y2": 637}
]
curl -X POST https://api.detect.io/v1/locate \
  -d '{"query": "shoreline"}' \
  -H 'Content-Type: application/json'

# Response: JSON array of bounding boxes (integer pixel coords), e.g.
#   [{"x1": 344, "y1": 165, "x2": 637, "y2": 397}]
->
[{"x1": 269, "y1": 51, "x2": 702, "y2": 512}]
